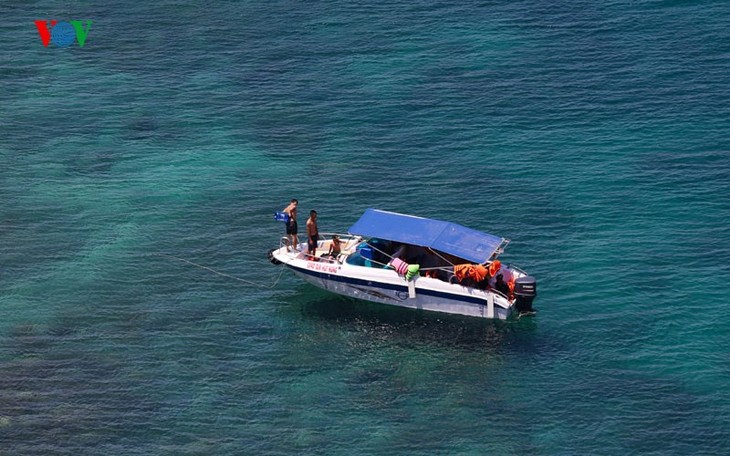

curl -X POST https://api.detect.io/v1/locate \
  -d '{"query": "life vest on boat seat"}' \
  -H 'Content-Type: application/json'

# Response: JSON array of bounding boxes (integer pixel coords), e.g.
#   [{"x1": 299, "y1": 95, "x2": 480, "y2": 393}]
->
[
  {"x1": 405, "y1": 264, "x2": 420, "y2": 280},
  {"x1": 390, "y1": 257, "x2": 409, "y2": 275}
]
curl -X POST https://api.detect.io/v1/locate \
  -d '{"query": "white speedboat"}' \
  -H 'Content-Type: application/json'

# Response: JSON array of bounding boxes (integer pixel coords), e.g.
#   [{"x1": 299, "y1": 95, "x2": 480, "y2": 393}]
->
[{"x1": 268, "y1": 209, "x2": 537, "y2": 320}]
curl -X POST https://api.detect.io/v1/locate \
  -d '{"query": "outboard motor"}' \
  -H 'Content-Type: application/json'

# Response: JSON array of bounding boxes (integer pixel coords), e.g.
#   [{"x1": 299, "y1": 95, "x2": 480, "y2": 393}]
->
[{"x1": 514, "y1": 276, "x2": 537, "y2": 313}]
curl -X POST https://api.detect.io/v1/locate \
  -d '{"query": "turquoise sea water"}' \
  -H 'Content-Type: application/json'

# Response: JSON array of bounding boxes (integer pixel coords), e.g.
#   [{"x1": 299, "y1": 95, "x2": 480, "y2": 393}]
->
[{"x1": 2, "y1": 1, "x2": 730, "y2": 454}]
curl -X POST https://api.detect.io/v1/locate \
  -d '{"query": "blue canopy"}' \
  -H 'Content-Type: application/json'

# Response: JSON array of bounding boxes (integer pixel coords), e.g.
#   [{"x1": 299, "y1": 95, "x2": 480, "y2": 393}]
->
[{"x1": 348, "y1": 208, "x2": 506, "y2": 264}]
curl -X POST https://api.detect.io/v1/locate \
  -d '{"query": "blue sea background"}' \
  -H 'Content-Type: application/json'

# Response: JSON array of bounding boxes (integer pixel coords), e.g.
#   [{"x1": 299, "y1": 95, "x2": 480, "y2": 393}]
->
[{"x1": 2, "y1": 0, "x2": 730, "y2": 454}]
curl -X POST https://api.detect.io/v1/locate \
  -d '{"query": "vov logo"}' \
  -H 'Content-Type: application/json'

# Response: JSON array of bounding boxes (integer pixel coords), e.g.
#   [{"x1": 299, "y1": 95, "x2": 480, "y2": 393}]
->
[{"x1": 34, "y1": 20, "x2": 92, "y2": 48}]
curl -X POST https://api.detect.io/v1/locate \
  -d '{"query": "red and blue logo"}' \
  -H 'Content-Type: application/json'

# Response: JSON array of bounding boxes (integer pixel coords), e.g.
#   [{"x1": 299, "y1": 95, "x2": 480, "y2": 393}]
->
[{"x1": 35, "y1": 20, "x2": 92, "y2": 48}]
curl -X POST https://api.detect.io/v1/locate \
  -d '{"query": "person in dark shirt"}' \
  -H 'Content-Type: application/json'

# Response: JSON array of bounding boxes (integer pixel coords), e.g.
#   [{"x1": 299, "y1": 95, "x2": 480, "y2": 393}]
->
[{"x1": 495, "y1": 273, "x2": 511, "y2": 297}]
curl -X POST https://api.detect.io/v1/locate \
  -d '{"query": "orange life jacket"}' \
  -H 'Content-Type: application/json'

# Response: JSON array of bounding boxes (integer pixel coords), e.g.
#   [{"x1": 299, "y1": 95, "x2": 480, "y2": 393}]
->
[
  {"x1": 488, "y1": 260, "x2": 501, "y2": 277},
  {"x1": 454, "y1": 264, "x2": 488, "y2": 283}
]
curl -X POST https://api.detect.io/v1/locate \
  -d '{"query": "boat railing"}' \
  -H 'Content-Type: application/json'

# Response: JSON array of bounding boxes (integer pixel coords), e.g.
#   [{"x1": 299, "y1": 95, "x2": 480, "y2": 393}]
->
[
  {"x1": 317, "y1": 232, "x2": 362, "y2": 248},
  {"x1": 490, "y1": 287, "x2": 511, "y2": 301},
  {"x1": 507, "y1": 263, "x2": 528, "y2": 277}
]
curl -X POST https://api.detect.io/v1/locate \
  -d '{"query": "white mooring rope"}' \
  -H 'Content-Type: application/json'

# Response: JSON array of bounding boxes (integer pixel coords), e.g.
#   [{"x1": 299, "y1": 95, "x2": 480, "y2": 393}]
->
[{"x1": 156, "y1": 253, "x2": 287, "y2": 289}]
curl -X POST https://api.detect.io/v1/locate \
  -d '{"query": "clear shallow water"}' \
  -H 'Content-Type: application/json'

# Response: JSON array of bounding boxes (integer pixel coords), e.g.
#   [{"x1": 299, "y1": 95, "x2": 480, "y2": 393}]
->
[{"x1": 2, "y1": 0, "x2": 730, "y2": 454}]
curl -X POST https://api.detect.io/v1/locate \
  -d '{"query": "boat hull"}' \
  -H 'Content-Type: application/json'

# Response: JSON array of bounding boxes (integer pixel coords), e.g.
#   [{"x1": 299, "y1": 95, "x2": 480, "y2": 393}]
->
[
  {"x1": 292, "y1": 266, "x2": 513, "y2": 319},
  {"x1": 272, "y1": 243, "x2": 515, "y2": 320}
]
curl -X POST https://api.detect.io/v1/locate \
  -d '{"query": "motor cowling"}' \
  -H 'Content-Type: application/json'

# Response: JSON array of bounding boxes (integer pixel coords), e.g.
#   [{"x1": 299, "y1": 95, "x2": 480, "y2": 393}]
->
[{"x1": 514, "y1": 276, "x2": 537, "y2": 313}]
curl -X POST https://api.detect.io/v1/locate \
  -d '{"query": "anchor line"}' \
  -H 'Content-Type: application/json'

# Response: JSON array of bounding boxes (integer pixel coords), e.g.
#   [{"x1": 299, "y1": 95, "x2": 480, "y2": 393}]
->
[{"x1": 155, "y1": 253, "x2": 287, "y2": 288}]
